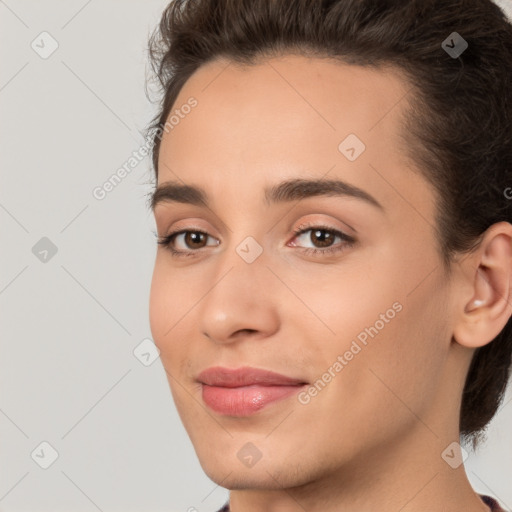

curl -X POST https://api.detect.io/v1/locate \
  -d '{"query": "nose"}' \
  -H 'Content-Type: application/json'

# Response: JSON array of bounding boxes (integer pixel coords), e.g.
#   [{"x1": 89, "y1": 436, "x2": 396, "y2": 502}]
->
[{"x1": 198, "y1": 247, "x2": 281, "y2": 345}]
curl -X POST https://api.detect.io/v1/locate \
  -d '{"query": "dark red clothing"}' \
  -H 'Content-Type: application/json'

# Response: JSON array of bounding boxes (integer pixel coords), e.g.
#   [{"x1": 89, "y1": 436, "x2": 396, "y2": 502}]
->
[
  {"x1": 481, "y1": 494, "x2": 508, "y2": 511},
  {"x1": 216, "y1": 494, "x2": 508, "y2": 511}
]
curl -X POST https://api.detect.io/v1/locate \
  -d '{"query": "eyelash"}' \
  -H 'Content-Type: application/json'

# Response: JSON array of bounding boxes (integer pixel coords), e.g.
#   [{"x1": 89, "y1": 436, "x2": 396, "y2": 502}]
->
[{"x1": 155, "y1": 223, "x2": 356, "y2": 259}]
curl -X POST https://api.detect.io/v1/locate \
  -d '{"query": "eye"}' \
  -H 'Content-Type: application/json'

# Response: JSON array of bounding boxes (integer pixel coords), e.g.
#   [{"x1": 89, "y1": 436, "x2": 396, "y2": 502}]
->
[
  {"x1": 156, "y1": 229, "x2": 219, "y2": 258},
  {"x1": 289, "y1": 223, "x2": 356, "y2": 257},
  {"x1": 154, "y1": 223, "x2": 356, "y2": 258}
]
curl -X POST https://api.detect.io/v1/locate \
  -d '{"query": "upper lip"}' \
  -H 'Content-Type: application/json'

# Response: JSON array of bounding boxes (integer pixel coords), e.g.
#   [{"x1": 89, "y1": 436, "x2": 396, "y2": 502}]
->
[{"x1": 197, "y1": 366, "x2": 307, "y2": 387}]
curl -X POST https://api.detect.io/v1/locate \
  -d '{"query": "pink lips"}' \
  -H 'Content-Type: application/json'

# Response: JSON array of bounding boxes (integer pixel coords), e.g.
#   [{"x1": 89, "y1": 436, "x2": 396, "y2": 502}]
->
[{"x1": 197, "y1": 366, "x2": 307, "y2": 416}]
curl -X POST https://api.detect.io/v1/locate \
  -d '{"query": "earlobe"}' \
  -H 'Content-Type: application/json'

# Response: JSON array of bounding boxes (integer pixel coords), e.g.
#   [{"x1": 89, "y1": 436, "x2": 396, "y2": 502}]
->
[{"x1": 453, "y1": 222, "x2": 512, "y2": 349}]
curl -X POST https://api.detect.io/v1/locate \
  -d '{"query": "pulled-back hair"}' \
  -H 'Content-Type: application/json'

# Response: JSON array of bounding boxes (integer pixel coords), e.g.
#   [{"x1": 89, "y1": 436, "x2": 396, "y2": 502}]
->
[{"x1": 146, "y1": 0, "x2": 512, "y2": 449}]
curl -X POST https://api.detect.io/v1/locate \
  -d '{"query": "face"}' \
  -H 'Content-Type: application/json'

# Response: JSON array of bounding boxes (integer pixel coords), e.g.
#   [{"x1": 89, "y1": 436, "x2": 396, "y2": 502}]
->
[{"x1": 149, "y1": 54, "x2": 463, "y2": 490}]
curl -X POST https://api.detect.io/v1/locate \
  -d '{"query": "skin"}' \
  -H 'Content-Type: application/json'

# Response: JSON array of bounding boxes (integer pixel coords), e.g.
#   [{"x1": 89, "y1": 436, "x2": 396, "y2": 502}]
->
[{"x1": 149, "y1": 54, "x2": 512, "y2": 512}]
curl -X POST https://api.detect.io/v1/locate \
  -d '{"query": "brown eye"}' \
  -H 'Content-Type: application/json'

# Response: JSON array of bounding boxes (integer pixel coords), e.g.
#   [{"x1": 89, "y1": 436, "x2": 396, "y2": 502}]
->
[
  {"x1": 157, "y1": 229, "x2": 220, "y2": 257},
  {"x1": 308, "y1": 229, "x2": 336, "y2": 248},
  {"x1": 289, "y1": 224, "x2": 356, "y2": 257},
  {"x1": 183, "y1": 231, "x2": 208, "y2": 249}
]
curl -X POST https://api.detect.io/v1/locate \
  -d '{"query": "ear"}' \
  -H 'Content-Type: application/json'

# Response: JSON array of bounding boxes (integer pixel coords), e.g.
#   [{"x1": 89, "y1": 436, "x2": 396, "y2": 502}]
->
[{"x1": 453, "y1": 221, "x2": 512, "y2": 349}]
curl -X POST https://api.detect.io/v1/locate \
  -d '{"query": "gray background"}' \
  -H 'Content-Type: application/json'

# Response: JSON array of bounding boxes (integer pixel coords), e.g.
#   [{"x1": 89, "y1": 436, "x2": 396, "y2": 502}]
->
[{"x1": 1, "y1": 1, "x2": 511, "y2": 511}]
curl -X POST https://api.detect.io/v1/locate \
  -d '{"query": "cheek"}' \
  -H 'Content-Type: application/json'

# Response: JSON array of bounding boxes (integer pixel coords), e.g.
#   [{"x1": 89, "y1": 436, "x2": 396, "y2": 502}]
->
[
  {"x1": 148, "y1": 259, "x2": 209, "y2": 387},
  {"x1": 148, "y1": 259, "x2": 188, "y2": 354},
  {"x1": 296, "y1": 261, "x2": 403, "y2": 355},
  {"x1": 342, "y1": 276, "x2": 449, "y2": 417},
  {"x1": 299, "y1": 289, "x2": 448, "y2": 453},
  {"x1": 300, "y1": 247, "x2": 448, "y2": 410},
  {"x1": 148, "y1": 262, "x2": 168, "y2": 345},
  {"x1": 148, "y1": 264, "x2": 193, "y2": 404},
  {"x1": 149, "y1": 259, "x2": 195, "y2": 336}
]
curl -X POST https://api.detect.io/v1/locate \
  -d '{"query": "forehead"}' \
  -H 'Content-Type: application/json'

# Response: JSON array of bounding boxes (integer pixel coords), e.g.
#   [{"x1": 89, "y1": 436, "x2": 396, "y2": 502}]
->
[
  {"x1": 166, "y1": 54, "x2": 412, "y2": 138},
  {"x1": 156, "y1": 54, "x2": 433, "y2": 222}
]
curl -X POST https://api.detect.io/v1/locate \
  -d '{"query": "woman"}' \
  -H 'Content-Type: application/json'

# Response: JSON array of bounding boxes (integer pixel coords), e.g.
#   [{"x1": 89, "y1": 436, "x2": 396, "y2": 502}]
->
[{"x1": 146, "y1": 0, "x2": 512, "y2": 510}]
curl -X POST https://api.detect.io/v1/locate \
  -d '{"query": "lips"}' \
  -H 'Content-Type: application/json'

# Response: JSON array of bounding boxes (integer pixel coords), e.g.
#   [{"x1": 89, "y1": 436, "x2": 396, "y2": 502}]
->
[
  {"x1": 197, "y1": 366, "x2": 308, "y2": 416},
  {"x1": 197, "y1": 366, "x2": 306, "y2": 387}
]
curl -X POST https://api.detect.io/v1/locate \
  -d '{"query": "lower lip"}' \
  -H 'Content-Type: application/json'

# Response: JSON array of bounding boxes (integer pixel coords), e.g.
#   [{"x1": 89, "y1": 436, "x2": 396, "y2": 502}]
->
[{"x1": 201, "y1": 384, "x2": 305, "y2": 416}]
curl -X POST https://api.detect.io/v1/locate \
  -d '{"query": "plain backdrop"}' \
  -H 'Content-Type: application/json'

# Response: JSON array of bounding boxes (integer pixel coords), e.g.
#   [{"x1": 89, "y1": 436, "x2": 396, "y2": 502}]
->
[{"x1": 1, "y1": 1, "x2": 511, "y2": 511}]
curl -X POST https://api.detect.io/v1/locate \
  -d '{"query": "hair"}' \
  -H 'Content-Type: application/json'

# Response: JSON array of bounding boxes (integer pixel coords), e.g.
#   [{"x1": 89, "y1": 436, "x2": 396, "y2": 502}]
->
[{"x1": 146, "y1": 0, "x2": 512, "y2": 449}]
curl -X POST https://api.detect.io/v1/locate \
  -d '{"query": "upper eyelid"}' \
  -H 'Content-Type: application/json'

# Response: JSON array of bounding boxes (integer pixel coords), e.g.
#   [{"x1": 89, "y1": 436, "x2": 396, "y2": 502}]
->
[
  {"x1": 163, "y1": 217, "x2": 352, "y2": 235},
  {"x1": 166, "y1": 224, "x2": 346, "y2": 237}
]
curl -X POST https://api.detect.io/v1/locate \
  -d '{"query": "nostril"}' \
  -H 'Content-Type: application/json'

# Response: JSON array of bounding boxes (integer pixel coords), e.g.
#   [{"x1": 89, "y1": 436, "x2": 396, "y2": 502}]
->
[{"x1": 237, "y1": 329, "x2": 257, "y2": 335}]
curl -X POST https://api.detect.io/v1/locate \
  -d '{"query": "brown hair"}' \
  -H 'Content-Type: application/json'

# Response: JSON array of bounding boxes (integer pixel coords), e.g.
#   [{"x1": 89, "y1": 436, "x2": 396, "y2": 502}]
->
[{"x1": 146, "y1": 0, "x2": 512, "y2": 449}]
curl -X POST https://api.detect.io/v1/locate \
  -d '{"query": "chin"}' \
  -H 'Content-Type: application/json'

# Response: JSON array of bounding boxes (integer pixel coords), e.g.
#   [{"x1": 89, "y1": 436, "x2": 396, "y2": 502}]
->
[
  {"x1": 197, "y1": 447, "x2": 319, "y2": 491},
  {"x1": 202, "y1": 464, "x2": 301, "y2": 491}
]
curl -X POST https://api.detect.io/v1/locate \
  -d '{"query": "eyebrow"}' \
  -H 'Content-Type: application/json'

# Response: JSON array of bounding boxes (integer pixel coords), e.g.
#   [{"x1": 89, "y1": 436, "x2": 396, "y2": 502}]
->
[{"x1": 150, "y1": 177, "x2": 384, "y2": 212}]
